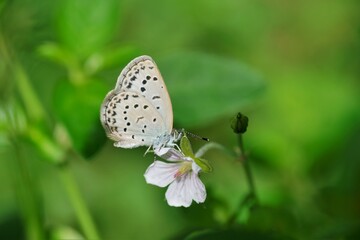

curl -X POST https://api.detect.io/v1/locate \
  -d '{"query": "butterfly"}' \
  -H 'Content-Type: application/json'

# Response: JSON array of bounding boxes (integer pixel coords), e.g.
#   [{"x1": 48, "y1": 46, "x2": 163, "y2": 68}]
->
[{"x1": 100, "y1": 55, "x2": 181, "y2": 158}]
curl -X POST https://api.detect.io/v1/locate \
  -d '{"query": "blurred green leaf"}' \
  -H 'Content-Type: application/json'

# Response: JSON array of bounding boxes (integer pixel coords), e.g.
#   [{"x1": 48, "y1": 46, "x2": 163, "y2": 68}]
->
[
  {"x1": 56, "y1": 0, "x2": 121, "y2": 59},
  {"x1": 26, "y1": 126, "x2": 65, "y2": 165},
  {"x1": 248, "y1": 72, "x2": 360, "y2": 172},
  {"x1": 185, "y1": 228, "x2": 292, "y2": 240},
  {"x1": 84, "y1": 46, "x2": 140, "y2": 75},
  {"x1": 37, "y1": 43, "x2": 78, "y2": 70},
  {"x1": 0, "y1": 100, "x2": 27, "y2": 137},
  {"x1": 158, "y1": 52, "x2": 265, "y2": 128},
  {"x1": 247, "y1": 206, "x2": 298, "y2": 237},
  {"x1": 53, "y1": 79, "x2": 108, "y2": 158},
  {"x1": 49, "y1": 225, "x2": 84, "y2": 240}
]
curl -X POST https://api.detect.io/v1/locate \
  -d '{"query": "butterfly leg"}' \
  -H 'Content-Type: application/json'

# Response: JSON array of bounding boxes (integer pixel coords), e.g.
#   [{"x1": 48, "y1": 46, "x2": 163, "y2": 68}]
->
[{"x1": 144, "y1": 145, "x2": 153, "y2": 156}]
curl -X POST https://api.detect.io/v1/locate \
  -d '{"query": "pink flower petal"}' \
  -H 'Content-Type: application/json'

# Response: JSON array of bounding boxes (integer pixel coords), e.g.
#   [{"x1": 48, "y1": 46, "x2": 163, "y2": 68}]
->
[
  {"x1": 165, "y1": 171, "x2": 206, "y2": 207},
  {"x1": 155, "y1": 147, "x2": 187, "y2": 162},
  {"x1": 144, "y1": 161, "x2": 180, "y2": 187}
]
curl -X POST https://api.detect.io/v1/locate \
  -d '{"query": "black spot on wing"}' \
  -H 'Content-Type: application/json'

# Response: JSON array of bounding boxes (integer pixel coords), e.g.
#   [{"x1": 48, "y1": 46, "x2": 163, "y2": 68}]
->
[{"x1": 136, "y1": 116, "x2": 144, "y2": 123}]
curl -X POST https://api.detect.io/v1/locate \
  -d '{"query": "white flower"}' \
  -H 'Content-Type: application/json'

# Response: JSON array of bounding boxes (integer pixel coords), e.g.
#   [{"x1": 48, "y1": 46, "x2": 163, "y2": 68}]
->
[{"x1": 144, "y1": 149, "x2": 206, "y2": 207}]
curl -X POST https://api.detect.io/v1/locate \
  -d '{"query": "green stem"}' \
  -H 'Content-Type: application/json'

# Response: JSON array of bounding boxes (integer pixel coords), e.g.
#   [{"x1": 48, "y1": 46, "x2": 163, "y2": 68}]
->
[
  {"x1": 3, "y1": 30, "x2": 99, "y2": 239},
  {"x1": 237, "y1": 134, "x2": 256, "y2": 197},
  {"x1": 227, "y1": 134, "x2": 258, "y2": 226},
  {"x1": 13, "y1": 142, "x2": 45, "y2": 240},
  {"x1": 13, "y1": 64, "x2": 46, "y2": 123},
  {"x1": 4, "y1": 109, "x2": 45, "y2": 240},
  {"x1": 58, "y1": 162, "x2": 100, "y2": 240}
]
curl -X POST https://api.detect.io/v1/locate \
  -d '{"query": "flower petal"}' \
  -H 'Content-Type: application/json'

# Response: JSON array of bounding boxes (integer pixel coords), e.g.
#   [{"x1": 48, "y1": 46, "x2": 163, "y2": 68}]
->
[
  {"x1": 155, "y1": 147, "x2": 186, "y2": 162},
  {"x1": 165, "y1": 172, "x2": 206, "y2": 207},
  {"x1": 144, "y1": 161, "x2": 180, "y2": 187},
  {"x1": 165, "y1": 175, "x2": 191, "y2": 207},
  {"x1": 188, "y1": 172, "x2": 206, "y2": 204}
]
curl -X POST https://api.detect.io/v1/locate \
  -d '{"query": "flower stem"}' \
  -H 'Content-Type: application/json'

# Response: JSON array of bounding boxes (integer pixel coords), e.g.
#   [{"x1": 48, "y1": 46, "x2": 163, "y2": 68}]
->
[
  {"x1": 58, "y1": 162, "x2": 100, "y2": 240},
  {"x1": 237, "y1": 134, "x2": 256, "y2": 197},
  {"x1": 227, "y1": 133, "x2": 258, "y2": 225}
]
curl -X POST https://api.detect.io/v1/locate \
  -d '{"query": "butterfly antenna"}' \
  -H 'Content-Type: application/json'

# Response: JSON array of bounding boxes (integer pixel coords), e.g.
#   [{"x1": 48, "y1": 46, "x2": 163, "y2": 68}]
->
[{"x1": 184, "y1": 130, "x2": 209, "y2": 142}]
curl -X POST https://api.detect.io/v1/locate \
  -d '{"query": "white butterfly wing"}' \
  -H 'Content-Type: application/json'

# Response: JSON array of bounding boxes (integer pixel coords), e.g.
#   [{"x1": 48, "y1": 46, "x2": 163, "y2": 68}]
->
[
  {"x1": 100, "y1": 91, "x2": 167, "y2": 148},
  {"x1": 114, "y1": 55, "x2": 173, "y2": 132},
  {"x1": 100, "y1": 55, "x2": 174, "y2": 149}
]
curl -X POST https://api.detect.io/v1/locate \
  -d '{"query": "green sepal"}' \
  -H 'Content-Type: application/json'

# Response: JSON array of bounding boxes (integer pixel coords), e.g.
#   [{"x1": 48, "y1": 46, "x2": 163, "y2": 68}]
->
[
  {"x1": 180, "y1": 134, "x2": 212, "y2": 173},
  {"x1": 180, "y1": 135, "x2": 195, "y2": 158},
  {"x1": 194, "y1": 157, "x2": 213, "y2": 173}
]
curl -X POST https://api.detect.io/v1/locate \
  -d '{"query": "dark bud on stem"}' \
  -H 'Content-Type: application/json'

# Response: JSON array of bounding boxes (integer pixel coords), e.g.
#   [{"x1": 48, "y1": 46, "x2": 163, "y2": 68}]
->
[{"x1": 231, "y1": 112, "x2": 248, "y2": 134}]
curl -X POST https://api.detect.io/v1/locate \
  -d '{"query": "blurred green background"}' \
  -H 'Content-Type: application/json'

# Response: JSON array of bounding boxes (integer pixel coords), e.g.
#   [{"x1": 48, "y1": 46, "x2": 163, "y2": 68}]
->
[{"x1": 1, "y1": 0, "x2": 360, "y2": 239}]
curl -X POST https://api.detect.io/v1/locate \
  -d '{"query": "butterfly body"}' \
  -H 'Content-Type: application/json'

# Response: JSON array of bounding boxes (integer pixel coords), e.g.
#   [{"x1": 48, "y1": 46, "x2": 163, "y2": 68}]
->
[{"x1": 100, "y1": 56, "x2": 179, "y2": 156}]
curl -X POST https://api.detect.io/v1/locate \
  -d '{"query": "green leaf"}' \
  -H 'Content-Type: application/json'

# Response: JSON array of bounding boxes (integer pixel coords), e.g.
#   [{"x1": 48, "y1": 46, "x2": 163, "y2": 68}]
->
[
  {"x1": 185, "y1": 228, "x2": 293, "y2": 240},
  {"x1": 247, "y1": 71, "x2": 360, "y2": 172},
  {"x1": 84, "y1": 46, "x2": 140, "y2": 75},
  {"x1": 49, "y1": 226, "x2": 84, "y2": 240},
  {"x1": 56, "y1": 0, "x2": 121, "y2": 59},
  {"x1": 37, "y1": 43, "x2": 78, "y2": 69},
  {"x1": 53, "y1": 79, "x2": 108, "y2": 158},
  {"x1": 158, "y1": 52, "x2": 265, "y2": 128},
  {"x1": 26, "y1": 126, "x2": 65, "y2": 165}
]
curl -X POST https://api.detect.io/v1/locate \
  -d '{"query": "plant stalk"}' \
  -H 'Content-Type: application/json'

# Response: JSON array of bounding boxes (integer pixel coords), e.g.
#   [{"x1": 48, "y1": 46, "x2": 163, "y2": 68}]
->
[
  {"x1": 227, "y1": 133, "x2": 258, "y2": 225},
  {"x1": 58, "y1": 162, "x2": 100, "y2": 240}
]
